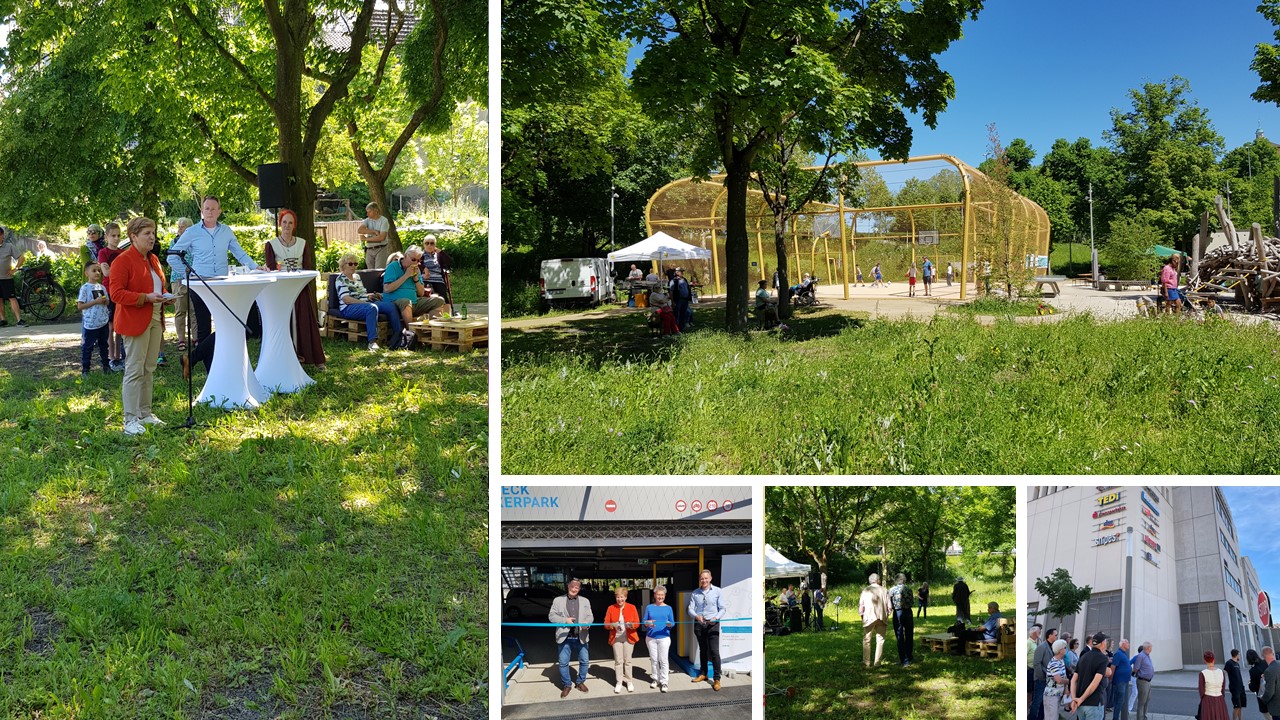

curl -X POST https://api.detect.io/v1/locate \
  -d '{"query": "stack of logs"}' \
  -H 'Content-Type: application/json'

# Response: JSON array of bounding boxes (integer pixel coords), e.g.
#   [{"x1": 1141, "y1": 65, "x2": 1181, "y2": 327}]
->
[{"x1": 1191, "y1": 195, "x2": 1280, "y2": 312}]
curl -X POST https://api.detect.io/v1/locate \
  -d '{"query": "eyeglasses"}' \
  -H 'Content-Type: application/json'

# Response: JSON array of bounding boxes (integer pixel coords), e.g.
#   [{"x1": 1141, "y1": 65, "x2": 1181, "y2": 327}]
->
[
  {"x1": 423, "y1": 242, "x2": 436, "y2": 246},
  {"x1": 343, "y1": 261, "x2": 357, "y2": 267}
]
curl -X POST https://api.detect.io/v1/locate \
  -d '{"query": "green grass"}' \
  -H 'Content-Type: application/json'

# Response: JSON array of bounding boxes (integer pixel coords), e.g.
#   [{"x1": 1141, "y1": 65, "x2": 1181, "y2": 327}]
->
[
  {"x1": 766, "y1": 573, "x2": 1015, "y2": 720},
  {"x1": 448, "y1": 265, "x2": 488, "y2": 305},
  {"x1": 502, "y1": 308, "x2": 1280, "y2": 473},
  {"x1": 945, "y1": 297, "x2": 1045, "y2": 318},
  {"x1": 0, "y1": 336, "x2": 488, "y2": 719},
  {"x1": 1049, "y1": 242, "x2": 1094, "y2": 277}
]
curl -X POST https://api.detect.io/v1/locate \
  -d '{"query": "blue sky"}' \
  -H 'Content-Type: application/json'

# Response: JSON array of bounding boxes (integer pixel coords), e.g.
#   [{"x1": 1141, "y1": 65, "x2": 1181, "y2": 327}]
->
[
  {"x1": 627, "y1": 1, "x2": 1280, "y2": 192},
  {"x1": 1221, "y1": 487, "x2": 1280, "y2": 601}
]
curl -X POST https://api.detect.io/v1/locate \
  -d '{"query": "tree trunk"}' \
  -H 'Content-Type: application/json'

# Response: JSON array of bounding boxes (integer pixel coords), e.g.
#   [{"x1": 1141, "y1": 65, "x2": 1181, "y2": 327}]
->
[
  {"x1": 364, "y1": 171, "x2": 400, "y2": 253},
  {"x1": 774, "y1": 214, "x2": 792, "y2": 319},
  {"x1": 724, "y1": 158, "x2": 752, "y2": 331}
]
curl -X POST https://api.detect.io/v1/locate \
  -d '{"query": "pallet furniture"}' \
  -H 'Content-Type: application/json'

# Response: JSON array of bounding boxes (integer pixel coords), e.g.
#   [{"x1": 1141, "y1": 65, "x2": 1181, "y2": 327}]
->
[
  {"x1": 408, "y1": 317, "x2": 488, "y2": 352},
  {"x1": 922, "y1": 633, "x2": 959, "y2": 653},
  {"x1": 965, "y1": 618, "x2": 1013, "y2": 660},
  {"x1": 321, "y1": 272, "x2": 391, "y2": 344}
]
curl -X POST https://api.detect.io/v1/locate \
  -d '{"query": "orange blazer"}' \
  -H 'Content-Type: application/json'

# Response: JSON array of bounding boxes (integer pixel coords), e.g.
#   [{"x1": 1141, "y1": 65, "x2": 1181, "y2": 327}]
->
[
  {"x1": 108, "y1": 247, "x2": 167, "y2": 337},
  {"x1": 604, "y1": 603, "x2": 640, "y2": 644}
]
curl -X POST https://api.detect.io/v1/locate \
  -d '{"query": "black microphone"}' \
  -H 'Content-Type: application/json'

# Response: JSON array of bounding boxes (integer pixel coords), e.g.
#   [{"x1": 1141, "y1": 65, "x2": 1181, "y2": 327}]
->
[{"x1": 166, "y1": 249, "x2": 188, "y2": 258}]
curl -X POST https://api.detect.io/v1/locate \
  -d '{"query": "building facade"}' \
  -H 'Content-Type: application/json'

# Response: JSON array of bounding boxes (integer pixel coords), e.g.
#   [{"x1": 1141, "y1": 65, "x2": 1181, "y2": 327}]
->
[{"x1": 1027, "y1": 486, "x2": 1264, "y2": 671}]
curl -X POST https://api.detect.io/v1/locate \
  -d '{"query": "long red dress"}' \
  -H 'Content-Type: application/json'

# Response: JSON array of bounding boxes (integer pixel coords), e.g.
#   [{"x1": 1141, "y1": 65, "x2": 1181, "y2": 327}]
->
[
  {"x1": 1198, "y1": 667, "x2": 1231, "y2": 720},
  {"x1": 264, "y1": 238, "x2": 326, "y2": 367}
]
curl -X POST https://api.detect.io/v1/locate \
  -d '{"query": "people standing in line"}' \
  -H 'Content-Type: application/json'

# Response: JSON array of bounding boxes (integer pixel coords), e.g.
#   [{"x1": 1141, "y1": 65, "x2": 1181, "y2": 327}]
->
[
  {"x1": 1067, "y1": 637, "x2": 1081, "y2": 675},
  {"x1": 1260, "y1": 646, "x2": 1280, "y2": 719},
  {"x1": 1043, "y1": 639, "x2": 1070, "y2": 720},
  {"x1": 1111, "y1": 638, "x2": 1133, "y2": 720},
  {"x1": 858, "y1": 572, "x2": 891, "y2": 668},
  {"x1": 108, "y1": 218, "x2": 173, "y2": 435},
  {"x1": 1032, "y1": 627, "x2": 1058, "y2": 720},
  {"x1": 1070, "y1": 632, "x2": 1113, "y2": 720},
  {"x1": 642, "y1": 585, "x2": 675, "y2": 693},
  {"x1": 605, "y1": 587, "x2": 639, "y2": 694},
  {"x1": 688, "y1": 569, "x2": 725, "y2": 691},
  {"x1": 76, "y1": 263, "x2": 111, "y2": 377},
  {"x1": 953, "y1": 577, "x2": 972, "y2": 623},
  {"x1": 888, "y1": 573, "x2": 915, "y2": 667},
  {"x1": 813, "y1": 585, "x2": 826, "y2": 631},
  {"x1": 922, "y1": 256, "x2": 933, "y2": 296},
  {"x1": 916, "y1": 582, "x2": 929, "y2": 619},
  {"x1": 1027, "y1": 625, "x2": 1042, "y2": 713},
  {"x1": 264, "y1": 209, "x2": 326, "y2": 368},
  {"x1": 1225, "y1": 648, "x2": 1246, "y2": 720},
  {"x1": 358, "y1": 202, "x2": 391, "y2": 270},
  {"x1": 1199, "y1": 651, "x2": 1231, "y2": 720},
  {"x1": 549, "y1": 579, "x2": 593, "y2": 699},
  {"x1": 1133, "y1": 641, "x2": 1155, "y2": 720},
  {"x1": 168, "y1": 196, "x2": 259, "y2": 375},
  {"x1": 801, "y1": 587, "x2": 812, "y2": 629},
  {"x1": 1248, "y1": 648, "x2": 1270, "y2": 720}
]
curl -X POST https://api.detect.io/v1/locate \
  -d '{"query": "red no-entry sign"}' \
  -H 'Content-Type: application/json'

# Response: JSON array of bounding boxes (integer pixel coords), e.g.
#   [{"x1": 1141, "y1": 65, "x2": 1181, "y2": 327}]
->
[{"x1": 605, "y1": 499, "x2": 617, "y2": 513}]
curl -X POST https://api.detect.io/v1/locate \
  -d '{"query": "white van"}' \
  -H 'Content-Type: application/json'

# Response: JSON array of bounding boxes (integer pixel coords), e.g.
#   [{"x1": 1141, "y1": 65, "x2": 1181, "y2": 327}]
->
[{"x1": 540, "y1": 258, "x2": 615, "y2": 306}]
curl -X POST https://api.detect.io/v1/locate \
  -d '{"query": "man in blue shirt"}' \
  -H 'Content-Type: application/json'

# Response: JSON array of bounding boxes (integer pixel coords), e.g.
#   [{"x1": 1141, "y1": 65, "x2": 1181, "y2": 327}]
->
[
  {"x1": 1110, "y1": 639, "x2": 1133, "y2": 720},
  {"x1": 1132, "y1": 642, "x2": 1155, "y2": 720},
  {"x1": 981, "y1": 601, "x2": 1004, "y2": 641},
  {"x1": 688, "y1": 569, "x2": 725, "y2": 691},
  {"x1": 168, "y1": 195, "x2": 258, "y2": 345}
]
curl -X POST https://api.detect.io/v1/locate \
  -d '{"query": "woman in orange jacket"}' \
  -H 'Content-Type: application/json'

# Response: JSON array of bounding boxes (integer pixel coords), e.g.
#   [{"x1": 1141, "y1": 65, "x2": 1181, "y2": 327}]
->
[
  {"x1": 605, "y1": 587, "x2": 640, "y2": 693},
  {"x1": 108, "y1": 217, "x2": 173, "y2": 435}
]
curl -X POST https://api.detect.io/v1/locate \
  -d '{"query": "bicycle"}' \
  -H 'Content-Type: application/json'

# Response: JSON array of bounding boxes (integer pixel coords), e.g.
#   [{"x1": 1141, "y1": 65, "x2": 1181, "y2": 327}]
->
[{"x1": 13, "y1": 266, "x2": 67, "y2": 322}]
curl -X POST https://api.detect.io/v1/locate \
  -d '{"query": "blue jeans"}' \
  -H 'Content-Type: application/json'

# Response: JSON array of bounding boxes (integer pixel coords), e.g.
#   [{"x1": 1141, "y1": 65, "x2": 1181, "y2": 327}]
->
[
  {"x1": 338, "y1": 301, "x2": 401, "y2": 343},
  {"x1": 1031, "y1": 678, "x2": 1046, "y2": 720},
  {"x1": 1077, "y1": 705, "x2": 1103, "y2": 720},
  {"x1": 558, "y1": 638, "x2": 589, "y2": 688},
  {"x1": 1111, "y1": 679, "x2": 1130, "y2": 720},
  {"x1": 82, "y1": 325, "x2": 109, "y2": 372}
]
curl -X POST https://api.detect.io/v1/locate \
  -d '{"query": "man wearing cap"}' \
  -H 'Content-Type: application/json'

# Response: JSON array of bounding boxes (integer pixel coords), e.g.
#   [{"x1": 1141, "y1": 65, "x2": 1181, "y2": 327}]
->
[
  {"x1": 1072, "y1": 632, "x2": 1114, "y2": 720},
  {"x1": 859, "y1": 572, "x2": 891, "y2": 668},
  {"x1": 549, "y1": 579, "x2": 593, "y2": 698}
]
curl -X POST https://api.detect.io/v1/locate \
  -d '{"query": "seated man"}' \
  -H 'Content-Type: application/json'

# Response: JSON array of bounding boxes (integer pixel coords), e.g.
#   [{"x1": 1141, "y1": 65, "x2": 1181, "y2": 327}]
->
[
  {"x1": 981, "y1": 602, "x2": 1004, "y2": 642},
  {"x1": 334, "y1": 254, "x2": 403, "y2": 350},
  {"x1": 753, "y1": 279, "x2": 785, "y2": 328},
  {"x1": 383, "y1": 245, "x2": 446, "y2": 344}
]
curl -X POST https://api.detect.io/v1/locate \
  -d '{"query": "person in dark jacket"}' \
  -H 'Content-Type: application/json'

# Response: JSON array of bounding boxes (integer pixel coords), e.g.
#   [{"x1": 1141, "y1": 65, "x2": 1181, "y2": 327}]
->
[
  {"x1": 801, "y1": 587, "x2": 812, "y2": 629},
  {"x1": 1225, "y1": 648, "x2": 1246, "y2": 720},
  {"x1": 917, "y1": 582, "x2": 929, "y2": 618},
  {"x1": 1247, "y1": 649, "x2": 1269, "y2": 720},
  {"x1": 952, "y1": 577, "x2": 972, "y2": 624}
]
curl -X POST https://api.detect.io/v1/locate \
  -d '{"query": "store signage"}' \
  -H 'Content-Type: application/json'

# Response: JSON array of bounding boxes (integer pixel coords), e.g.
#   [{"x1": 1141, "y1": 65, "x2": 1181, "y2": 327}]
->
[
  {"x1": 1093, "y1": 505, "x2": 1126, "y2": 519},
  {"x1": 1144, "y1": 551, "x2": 1161, "y2": 568},
  {"x1": 1093, "y1": 533, "x2": 1123, "y2": 547},
  {"x1": 1097, "y1": 486, "x2": 1116, "y2": 493},
  {"x1": 1097, "y1": 491, "x2": 1123, "y2": 506},
  {"x1": 1261, "y1": 592, "x2": 1272, "y2": 627},
  {"x1": 1143, "y1": 535, "x2": 1161, "y2": 553},
  {"x1": 501, "y1": 486, "x2": 561, "y2": 508},
  {"x1": 1141, "y1": 492, "x2": 1160, "y2": 516},
  {"x1": 1143, "y1": 521, "x2": 1158, "y2": 538},
  {"x1": 1144, "y1": 487, "x2": 1161, "y2": 504},
  {"x1": 1142, "y1": 506, "x2": 1160, "y2": 526},
  {"x1": 1096, "y1": 519, "x2": 1120, "y2": 531}
]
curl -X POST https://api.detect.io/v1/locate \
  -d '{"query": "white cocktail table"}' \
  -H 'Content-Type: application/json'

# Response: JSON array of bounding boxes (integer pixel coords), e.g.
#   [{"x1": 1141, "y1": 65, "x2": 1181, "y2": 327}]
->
[
  {"x1": 186, "y1": 275, "x2": 275, "y2": 409},
  {"x1": 254, "y1": 270, "x2": 318, "y2": 393}
]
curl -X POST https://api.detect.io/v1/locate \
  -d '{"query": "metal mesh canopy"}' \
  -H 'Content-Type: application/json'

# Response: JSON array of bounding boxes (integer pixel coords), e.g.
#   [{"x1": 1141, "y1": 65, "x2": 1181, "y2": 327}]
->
[{"x1": 645, "y1": 155, "x2": 1051, "y2": 300}]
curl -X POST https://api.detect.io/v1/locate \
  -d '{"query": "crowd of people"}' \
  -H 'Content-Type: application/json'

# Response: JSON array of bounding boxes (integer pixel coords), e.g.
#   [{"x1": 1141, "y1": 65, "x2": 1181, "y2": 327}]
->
[
  {"x1": 549, "y1": 570, "x2": 727, "y2": 698},
  {"x1": 635, "y1": 265, "x2": 694, "y2": 335}
]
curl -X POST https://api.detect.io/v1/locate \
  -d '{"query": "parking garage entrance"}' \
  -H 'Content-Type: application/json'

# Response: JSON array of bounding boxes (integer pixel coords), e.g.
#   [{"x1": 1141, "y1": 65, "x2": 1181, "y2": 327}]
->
[{"x1": 500, "y1": 486, "x2": 752, "y2": 717}]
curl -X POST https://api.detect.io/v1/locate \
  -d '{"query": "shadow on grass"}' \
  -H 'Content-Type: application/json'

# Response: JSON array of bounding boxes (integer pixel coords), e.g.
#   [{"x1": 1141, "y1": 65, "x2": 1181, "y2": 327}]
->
[{"x1": 503, "y1": 303, "x2": 865, "y2": 368}]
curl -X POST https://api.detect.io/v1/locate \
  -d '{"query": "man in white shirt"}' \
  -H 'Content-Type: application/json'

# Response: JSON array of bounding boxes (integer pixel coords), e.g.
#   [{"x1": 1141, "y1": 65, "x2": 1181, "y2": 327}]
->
[{"x1": 858, "y1": 573, "x2": 891, "y2": 667}]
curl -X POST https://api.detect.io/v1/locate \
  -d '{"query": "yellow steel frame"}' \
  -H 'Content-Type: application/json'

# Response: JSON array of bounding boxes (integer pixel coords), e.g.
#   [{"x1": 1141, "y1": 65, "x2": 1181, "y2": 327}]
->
[{"x1": 643, "y1": 155, "x2": 1051, "y2": 300}]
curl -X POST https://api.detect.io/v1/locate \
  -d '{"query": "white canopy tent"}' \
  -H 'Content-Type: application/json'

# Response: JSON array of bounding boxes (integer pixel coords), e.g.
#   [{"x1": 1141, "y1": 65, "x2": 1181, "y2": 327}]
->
[
  {"x1": 764, "y1": 544, "x2": 812, "y2": 581},
  {"x1": 607, "y1": 231, "x2": 712, "y2": 264}
]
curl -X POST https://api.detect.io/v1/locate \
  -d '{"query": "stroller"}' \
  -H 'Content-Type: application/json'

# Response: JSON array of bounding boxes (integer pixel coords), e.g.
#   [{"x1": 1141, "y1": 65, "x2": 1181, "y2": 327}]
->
[{"x1": 792, "y1": 277, "x2": 821, "y2": 307}]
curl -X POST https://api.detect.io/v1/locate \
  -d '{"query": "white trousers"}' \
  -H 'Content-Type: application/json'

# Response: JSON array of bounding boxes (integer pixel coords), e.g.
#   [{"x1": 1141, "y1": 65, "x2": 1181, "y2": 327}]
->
[{"x1": 646, "y1": 635, "x2": 671, "y2": 686}]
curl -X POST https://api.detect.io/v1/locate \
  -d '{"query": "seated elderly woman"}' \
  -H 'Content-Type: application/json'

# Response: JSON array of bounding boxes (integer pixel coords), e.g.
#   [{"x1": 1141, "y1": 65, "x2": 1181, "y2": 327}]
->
[{"x1": 333, "y1": 253, "x2": 405, "y2": 350}]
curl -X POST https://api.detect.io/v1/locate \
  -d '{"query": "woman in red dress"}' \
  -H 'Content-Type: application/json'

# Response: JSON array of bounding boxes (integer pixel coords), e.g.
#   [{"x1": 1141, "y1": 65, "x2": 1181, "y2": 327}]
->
[{"x1": 263, "y1": 209, "x2": 325, "y2": 369}]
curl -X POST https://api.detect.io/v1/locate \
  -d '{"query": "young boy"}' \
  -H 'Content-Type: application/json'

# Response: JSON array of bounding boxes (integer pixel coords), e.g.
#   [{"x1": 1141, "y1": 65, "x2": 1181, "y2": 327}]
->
[
  {"x1": 76, "y1": 262, "x2": 111, "y2": 377},
  {"x1": 97, "y1": 222, "x2": 125, "y2": 370}
]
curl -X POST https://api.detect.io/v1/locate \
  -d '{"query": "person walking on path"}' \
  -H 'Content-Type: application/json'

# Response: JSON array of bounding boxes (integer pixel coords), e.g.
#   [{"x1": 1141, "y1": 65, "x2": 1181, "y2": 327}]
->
[
  {"x1": 858, "y1": 573, "x2": 891, "y2": 668},
  {"x1": 1133, "y1": 641, "x2": 1155, "y2": 720}
]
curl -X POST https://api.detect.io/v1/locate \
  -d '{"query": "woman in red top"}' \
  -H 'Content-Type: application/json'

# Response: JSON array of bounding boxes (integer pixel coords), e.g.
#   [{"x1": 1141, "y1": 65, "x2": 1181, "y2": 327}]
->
[
  {"x1": 605, "y1": 587, "x2": 640, "y2": 694},
  {"x1": 108, "y1": 217, "x2": 172, "y2": 435}
]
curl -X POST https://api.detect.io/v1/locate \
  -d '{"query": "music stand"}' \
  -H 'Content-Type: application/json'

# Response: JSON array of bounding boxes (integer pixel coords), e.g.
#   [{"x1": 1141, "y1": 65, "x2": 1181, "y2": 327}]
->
[{"x1": 830, "y1": 595, "x2": 842, "y2": 631}]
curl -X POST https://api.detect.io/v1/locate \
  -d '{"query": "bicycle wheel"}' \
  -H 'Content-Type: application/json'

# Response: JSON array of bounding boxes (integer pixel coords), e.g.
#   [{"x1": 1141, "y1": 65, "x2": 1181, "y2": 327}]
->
[{"x1": 24, "y1": 277, "x2": 67, "y2": 321}]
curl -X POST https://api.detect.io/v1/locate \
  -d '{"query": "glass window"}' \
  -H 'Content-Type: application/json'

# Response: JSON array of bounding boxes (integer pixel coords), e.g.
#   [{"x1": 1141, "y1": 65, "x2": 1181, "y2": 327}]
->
[
  {"x1": 1221, "y1": 530, "x2": 1238, "y2": 566},
  {"x1": 1215, "y1": 489, "x2": 1236, "y2": 540},
  {"x1": 1181, "y1": 602, "x2": 1223, "y2": 666},
  {"x1": 1086, "y1": 590, "x2": 1122, "y2": 644},
  {"x1": 1224, "y1": 562, "x2": 1242, "y2": 597}
]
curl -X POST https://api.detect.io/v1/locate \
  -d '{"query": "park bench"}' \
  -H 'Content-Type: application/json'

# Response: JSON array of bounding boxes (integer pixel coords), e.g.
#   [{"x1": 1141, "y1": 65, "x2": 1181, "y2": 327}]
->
[
  {"x1": 1033, "y1": 276, "x2": 1065, "y2": 297},
  {"x1": 1098, "y1": 279, "x2": 1154, "y2": 292}
]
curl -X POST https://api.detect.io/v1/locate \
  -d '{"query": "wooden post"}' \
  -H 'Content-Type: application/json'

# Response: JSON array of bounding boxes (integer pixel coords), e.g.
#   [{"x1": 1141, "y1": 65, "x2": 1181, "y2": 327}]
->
[{"x1": 1216, "y1": 195, "x2": 1238, "y2": 251}]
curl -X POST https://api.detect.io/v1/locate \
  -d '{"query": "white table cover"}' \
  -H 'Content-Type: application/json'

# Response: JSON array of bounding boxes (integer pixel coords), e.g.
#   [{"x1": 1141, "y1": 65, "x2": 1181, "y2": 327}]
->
[
  {"x1": 186, "y1": 275, "x2": 275, "y2": 409},
  {"x1": 254, "y1": 270, "x2": 318, "y2": 394}
]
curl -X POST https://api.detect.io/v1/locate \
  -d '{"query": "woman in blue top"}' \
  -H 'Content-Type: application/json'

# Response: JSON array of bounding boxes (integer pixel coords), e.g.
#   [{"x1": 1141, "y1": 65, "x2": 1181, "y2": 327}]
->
[{"x1": 642, "y1": 585, "x2": 676, "y2": 692}]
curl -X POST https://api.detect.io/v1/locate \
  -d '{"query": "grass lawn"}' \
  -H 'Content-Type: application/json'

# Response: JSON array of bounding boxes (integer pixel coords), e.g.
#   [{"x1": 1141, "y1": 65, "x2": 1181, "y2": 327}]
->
[
  {"x1": 765, "y1": 574, "x2": 1015, "y2": 720},
  {"x1": 502, "y1": 305, "x2": 1280, "y2": 474},
  {"x1": 0, "y1": 335, "x2": 488, "y2": 719}
]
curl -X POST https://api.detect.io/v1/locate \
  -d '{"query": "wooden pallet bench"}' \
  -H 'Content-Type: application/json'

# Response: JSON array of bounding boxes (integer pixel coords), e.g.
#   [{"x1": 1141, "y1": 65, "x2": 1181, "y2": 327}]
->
[
  {"x1": 321, "y1": 314, "x2": 390, "y2": 344},
  {"x1": 923, "y1": 633, "x2": 958, "y2": 653},
  {"x1": 409, "y1": 317, "x2": 488, "y2": 352}
]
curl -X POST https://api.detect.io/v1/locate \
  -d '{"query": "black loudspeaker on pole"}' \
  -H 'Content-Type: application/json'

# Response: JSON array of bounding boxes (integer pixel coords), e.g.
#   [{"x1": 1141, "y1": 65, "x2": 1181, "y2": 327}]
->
[{"x1": 258, "y1": 163, "x2": 290, "y2": 209}]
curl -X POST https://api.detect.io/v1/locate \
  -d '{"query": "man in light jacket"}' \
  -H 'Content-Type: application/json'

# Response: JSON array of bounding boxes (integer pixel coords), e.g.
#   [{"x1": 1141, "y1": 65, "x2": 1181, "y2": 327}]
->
[
  {"x1": 859, "y1": 573, "x2": 891, "y2": 667},
  {"x1": 549, "y1": 579, "x2": 593, "y2": 698}
]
